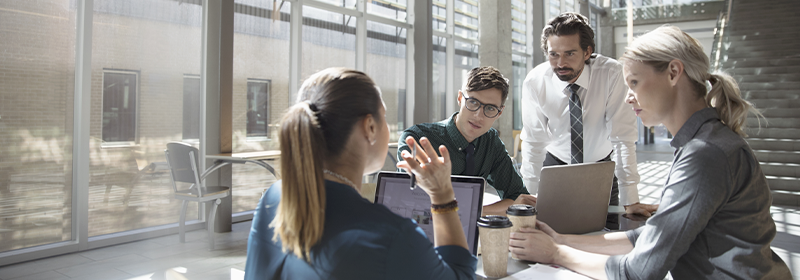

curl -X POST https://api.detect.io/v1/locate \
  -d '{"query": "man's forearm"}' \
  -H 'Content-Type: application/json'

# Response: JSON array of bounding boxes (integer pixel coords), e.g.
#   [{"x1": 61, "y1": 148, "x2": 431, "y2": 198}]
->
[{"x1": 482, "y1": 199, "x2": 515, "y2": 216}]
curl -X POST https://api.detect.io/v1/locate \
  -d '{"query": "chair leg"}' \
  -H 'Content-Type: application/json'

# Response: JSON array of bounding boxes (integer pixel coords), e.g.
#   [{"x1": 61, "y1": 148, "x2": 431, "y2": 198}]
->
[
  {"x1": 208, "y1": 198, "x2": 221, "y2": 250},
  {"x1": 179, "y1": 200, "x2": 188, "y2": 243}
]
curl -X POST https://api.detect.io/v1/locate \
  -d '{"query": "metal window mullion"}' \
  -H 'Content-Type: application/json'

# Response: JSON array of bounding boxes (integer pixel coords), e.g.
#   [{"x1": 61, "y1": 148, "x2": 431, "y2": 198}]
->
[
  {"x1": 404, "y1": 0, "x2": 415, "y2": 127},
  {"x1": 356, "y1": 0, "x2": 367, "y2": 71},
  {"x1": 445, "y1": 0, "x2": 455, "y2": 116},
  {"x1": 290, "y1": 0, "x2": 303, "y2": 103},
  {"x1": 73, "y1": 0, "x2": 93, "y2": 251},
  {"x1": 303, "y1": 0, "x2": 362, "y2": 17},
  {"x1": 364, "y1": 13, "x2": 412, "y2": 29}
]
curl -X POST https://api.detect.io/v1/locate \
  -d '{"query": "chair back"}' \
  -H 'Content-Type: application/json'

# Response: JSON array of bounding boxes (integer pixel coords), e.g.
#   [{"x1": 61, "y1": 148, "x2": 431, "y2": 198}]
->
[{"x1": 165, "y1": 142, "x2": 204, "y2": 194}]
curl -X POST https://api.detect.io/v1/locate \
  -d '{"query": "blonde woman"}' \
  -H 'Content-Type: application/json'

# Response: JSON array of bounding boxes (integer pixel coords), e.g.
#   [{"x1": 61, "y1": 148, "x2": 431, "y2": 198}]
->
[
  {"x1": 508, "y1": 26, "x2": 792, "y2": 279},
  {"x1": 244, "y1": 68, "x2": 476, "y2": 279}
]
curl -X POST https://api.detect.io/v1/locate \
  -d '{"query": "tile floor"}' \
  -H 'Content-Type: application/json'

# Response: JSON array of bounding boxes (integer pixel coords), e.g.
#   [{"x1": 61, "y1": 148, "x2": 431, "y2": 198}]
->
[{"x1": 1, "y1": 141, "x2": 798, "y2": 280}]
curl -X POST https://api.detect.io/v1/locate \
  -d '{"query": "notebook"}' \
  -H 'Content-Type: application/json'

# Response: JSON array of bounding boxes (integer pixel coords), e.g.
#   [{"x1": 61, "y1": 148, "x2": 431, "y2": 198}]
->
[
  {"x1": 374, "y1": 171, "x2": 485, "y2": 255},
  {"x1": 535, "y1": 161, "x2": 616, "y2": 234}
]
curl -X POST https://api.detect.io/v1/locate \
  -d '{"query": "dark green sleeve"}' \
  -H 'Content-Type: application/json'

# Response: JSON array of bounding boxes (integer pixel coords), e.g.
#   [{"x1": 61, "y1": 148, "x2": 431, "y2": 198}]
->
[
  {"x1": 397, "y1": 129, "x2": 420, "y2": 171},
  {"x1": 488, "y1": 137, "x2": 528, "y2": 201}
]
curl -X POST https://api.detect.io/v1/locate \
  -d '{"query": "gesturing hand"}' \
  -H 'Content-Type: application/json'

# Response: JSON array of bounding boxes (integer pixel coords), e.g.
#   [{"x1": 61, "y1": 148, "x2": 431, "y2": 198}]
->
[{"x1": 396, "y1": 136, "x2": 454, "y2": 204}]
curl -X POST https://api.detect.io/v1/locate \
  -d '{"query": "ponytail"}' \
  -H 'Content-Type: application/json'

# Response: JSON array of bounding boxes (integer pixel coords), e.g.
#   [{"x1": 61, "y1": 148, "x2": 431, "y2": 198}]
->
[
  {"x1": 270, "y1": 102, "x2": 326, "y2": 262},
  {"x1": 707, "y1": 73, "x2": 763, "y2": 137}
]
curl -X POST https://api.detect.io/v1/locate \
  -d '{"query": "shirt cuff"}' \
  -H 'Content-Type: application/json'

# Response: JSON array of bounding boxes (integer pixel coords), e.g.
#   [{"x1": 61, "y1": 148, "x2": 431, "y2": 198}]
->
[{"x1": 618, "y1": 184, "x2": 640, "y2": 206}]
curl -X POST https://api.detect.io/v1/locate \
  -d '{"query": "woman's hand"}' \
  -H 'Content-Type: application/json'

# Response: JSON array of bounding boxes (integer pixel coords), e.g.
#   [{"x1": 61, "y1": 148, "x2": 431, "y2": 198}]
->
[
  {"x1": 509, "y1": 227, "x2": 559, "y2": 264},
  {"x1": 535, "y1": 221, "x2": 563, "y2": 244},
  {"x1": 397, "y1": 136, "x2": 454, "y2": 204}
]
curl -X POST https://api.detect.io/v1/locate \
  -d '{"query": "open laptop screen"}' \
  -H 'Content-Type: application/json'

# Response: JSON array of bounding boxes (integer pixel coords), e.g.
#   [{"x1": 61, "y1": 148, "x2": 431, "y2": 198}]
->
[{"x1": 374, "y1": 171, "x2": 484, "y2": 255}]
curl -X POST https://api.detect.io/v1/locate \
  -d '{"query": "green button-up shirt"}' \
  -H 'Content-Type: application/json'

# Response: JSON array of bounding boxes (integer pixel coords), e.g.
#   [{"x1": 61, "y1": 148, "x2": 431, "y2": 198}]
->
[{"x1": 397, "y1": 113, "x2": 528, "y2": 201}]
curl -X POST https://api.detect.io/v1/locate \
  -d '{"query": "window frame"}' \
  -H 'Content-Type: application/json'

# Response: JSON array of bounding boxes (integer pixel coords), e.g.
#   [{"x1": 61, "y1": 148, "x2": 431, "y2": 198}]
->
[
  {"x1": 245, "y1": 78, "x2": 272, "y2": 141},
  {"x1": 100, "y1": 69, "x2": 140, "y2": 147}
]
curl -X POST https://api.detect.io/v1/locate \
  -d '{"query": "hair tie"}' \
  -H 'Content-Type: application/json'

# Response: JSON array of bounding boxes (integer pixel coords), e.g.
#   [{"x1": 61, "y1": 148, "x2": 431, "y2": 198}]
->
[
  {"x1": 307, "y1": 101, "x2": 319, "y2": 112},
  {"x1": 301, "y1": 101, "x2": 321, "y2": 127}
]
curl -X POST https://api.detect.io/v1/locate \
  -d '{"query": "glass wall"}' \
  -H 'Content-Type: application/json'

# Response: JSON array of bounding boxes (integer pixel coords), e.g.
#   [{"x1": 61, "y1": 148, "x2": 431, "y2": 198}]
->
[
  {"x1": 366, "y1": 21, "x2": 407, "y2": 140},
  {"x1": 512, "y1": 54, "x2": 527, "y2": 130},
  {"x1": 230, "y1": 0, "x2": 290, "y2": 213},
  {"x1": 454, "y1": 41, "x2": 480, "y2": 95},
  {"x1": 432, "y1": 36, "x2": 448, "y2": 122},
  {"x1": 0, "y1": 0, "x2": 76, "y2": 252},
  {"x1": 301, "y1": 6, "x2": 357, "y2": 79},
  {"x1": 88, "y1": 0, "x2": 203, "y2": 237}
]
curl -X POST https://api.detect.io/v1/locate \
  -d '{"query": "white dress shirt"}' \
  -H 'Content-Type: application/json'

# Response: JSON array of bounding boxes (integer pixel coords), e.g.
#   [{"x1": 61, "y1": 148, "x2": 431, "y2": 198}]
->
[{"x1": 520, "y1": 54, "x2": 641, "y2": 205}]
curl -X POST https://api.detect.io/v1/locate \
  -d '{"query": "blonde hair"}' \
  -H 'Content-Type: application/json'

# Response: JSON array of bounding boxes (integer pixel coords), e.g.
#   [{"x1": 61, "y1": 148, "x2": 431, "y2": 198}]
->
[
  {"x1": 621, "y1": 25, "x2": 761, "y2": 136},
  {"x1": 271, "y1": 68, "x2": 381, "y2": 262}
]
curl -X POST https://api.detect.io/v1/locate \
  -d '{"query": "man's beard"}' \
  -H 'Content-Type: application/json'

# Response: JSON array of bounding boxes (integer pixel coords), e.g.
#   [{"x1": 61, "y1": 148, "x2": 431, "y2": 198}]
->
[{"x1": 554, "y1": 67, "x2": 582, "y2": 82}]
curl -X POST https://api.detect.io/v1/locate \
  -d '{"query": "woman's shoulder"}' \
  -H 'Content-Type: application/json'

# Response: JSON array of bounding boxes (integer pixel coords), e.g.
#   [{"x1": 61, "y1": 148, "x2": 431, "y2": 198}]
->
[{"x1": 683, "y1": 120, "x2": 750, "y2": 160}]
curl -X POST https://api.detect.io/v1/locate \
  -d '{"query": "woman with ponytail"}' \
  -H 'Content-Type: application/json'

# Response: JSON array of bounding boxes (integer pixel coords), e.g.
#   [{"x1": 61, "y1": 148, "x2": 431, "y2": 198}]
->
[
  {"x1": 508, "y1": 26, "x2": 791, "y2": 279},
  {"x1": 244, "y1": 68, "x2": 476, "y2": 279}
]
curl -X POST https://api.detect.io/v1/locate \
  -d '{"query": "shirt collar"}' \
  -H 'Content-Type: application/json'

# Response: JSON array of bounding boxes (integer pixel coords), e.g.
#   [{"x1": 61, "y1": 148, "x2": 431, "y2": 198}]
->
[
  {"x1": 445, "y1": 112, "x2": 481, "y2": 150},
  {"x1": 551, "y1": 60, "x2": 593, "y2": 95},
  {"x1": 670, "y1": 107, "x2": 719, "y2": 149}
]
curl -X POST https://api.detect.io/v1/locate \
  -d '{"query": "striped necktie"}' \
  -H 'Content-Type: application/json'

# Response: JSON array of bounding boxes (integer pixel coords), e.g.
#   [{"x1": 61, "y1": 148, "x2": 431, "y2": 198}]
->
[{"x1": 568, "y1": 84, "x2": 583, "y2": 164}]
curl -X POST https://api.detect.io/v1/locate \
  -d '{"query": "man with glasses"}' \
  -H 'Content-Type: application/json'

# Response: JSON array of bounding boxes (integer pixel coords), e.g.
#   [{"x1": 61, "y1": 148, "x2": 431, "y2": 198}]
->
[
  {"x1": 398, "y1": 66, "x2": 536, "y2": 215},
  {"x1": 520, "y1": 13, "x2": 657, "y2": 223}
]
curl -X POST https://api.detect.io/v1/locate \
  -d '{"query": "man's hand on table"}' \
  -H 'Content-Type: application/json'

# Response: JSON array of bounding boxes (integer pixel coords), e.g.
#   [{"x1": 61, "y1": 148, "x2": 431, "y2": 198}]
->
[
  {"x1": 624, "y1": 202, "x2": 659, "y2": 217},
  {"x1": 514, "y1": 194, "x2": 537, "y2": 206}
]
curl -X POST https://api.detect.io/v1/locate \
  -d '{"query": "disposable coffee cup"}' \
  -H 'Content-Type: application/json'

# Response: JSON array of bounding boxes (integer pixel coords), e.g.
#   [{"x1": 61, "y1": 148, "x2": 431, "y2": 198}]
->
[
  {"x1": 506, "y1": 204, "x2": 537, "y2": 260},
  {"x1": 478, "y1": 215, "x2": 513, "y2": 278},
  {"x1": 506, "y1": 204, "x2": 537, "y2": 234}
]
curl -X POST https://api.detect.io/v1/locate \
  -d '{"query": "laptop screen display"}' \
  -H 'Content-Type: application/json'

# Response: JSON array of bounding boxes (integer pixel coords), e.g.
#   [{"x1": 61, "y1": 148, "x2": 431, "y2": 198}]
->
[{"x1": 374, "y1": 172, "x2": 484, "y2": 254}]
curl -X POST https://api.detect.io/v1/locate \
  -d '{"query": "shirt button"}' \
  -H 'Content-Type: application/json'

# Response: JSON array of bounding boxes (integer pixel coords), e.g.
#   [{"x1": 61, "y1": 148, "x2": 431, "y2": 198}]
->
[{"x1": 458, "y1": 147, "x2": 462, "y2": 151}]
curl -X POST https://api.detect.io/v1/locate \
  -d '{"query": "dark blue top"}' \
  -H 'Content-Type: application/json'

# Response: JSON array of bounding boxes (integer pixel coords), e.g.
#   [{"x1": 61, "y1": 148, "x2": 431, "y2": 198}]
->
[{"x1": 244, "y1": 180, "x2": 477, "y2": 280}]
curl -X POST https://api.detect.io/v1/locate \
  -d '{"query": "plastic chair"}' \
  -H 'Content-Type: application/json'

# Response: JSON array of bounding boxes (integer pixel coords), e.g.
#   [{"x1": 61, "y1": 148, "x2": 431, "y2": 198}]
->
[{"x1": 164, "y1": 142, "x2": 231, "y2": 250}]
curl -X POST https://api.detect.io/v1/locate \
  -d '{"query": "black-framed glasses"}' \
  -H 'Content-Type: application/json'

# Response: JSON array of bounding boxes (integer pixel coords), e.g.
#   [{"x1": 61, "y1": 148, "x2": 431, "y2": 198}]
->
[{"x1": 461, "y1": 92, "x2": 503, "y2": 118}]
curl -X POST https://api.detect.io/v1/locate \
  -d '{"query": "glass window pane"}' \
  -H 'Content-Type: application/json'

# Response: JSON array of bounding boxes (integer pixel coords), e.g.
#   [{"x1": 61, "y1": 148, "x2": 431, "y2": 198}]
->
[
  {"x1": 246, "y1": 80, "x2": 271, "y2": 139},
  {"x1": 102, "y1": 71, "x2": 138, "y2": 144},
  {"x1": 302, "y1": 6, "x2": 356, "y2": 79},
  {"x1": 512, "y1": 54, "x2": 527, "y2": 130},
  {"x1": 182, "y1": 75, "x2": 201, "y2": 140},
  {"x1": 231, "y1": 0, "x2": 289, "y2": 213},
  {"x1": 366, "y1": 21, "x2": 406, "y2": 141},
  {"x1": 454, "y1": 40, "x2": 479, "y2": 93},
  {"x1": 432, "y1": 0, "x2": 446, "y2": 31},
  {"x1": 313, "y1": 0, "x2": 357, "y2": 9},
  {"x1": 431, "y1": 36, "x2": 447, "y2": 122},
  {"x1": 454, "y1": 0, "x2": 479, "y2": 40},
  {"x1": 89, "y1": 0, "x2": 203, "y2": 237},
  {"x1": 0, "y1": 0, "x2": 75, "y2": 253},
  {"x1": 367, "y1": 0, "x2": 407, "y2": 21},
  {"x1": 511, "y1": 0, "x2": 527, "y2": 53}
]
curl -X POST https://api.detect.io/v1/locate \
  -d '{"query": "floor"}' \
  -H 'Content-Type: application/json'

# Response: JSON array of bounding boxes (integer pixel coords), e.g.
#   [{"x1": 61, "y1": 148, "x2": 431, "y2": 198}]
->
[{"x1": 1, "y1": 140, "x2": 798, "y2": 280}]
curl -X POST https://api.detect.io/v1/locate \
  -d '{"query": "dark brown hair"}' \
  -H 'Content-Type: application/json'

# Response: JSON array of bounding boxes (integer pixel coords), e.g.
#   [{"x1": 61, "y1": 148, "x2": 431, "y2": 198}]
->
[
  {"x1": 463, "y1": 66, "x2": 510, "y2": 105},
  {"x1": 271, "y1": 68, "x2": 382, "y2": 262},
  {"x1": 541, "y1": 12, "x2": 595, "y2": 64}
]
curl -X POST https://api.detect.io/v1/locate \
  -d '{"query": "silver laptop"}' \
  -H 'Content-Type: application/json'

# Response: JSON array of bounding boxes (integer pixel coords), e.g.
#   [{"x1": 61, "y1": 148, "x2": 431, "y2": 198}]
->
[
  {"x1": 536, "y1": 161, "x2": 615, "y2": 234},
  {"x1": 374, "y1": 171, "x2": 485, "y2": 255}
]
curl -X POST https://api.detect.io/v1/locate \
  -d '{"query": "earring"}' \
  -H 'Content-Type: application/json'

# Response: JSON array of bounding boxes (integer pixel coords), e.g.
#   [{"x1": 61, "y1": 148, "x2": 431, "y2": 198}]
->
[{"x1": 369, "y1": 138, "x2": 376, "y2": 145}]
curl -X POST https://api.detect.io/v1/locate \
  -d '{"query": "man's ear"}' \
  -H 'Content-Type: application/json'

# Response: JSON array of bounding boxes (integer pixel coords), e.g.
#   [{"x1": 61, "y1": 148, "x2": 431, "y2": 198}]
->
[
  {"x1": 667, "y1": 59, "x2": 684, "y2": 86},
  {"x1": 457, "y1": 90, "x2": 464, "y2": 106},
  {"x1": 584, "y1": 46, "x2": 593, "y2": 61}
]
